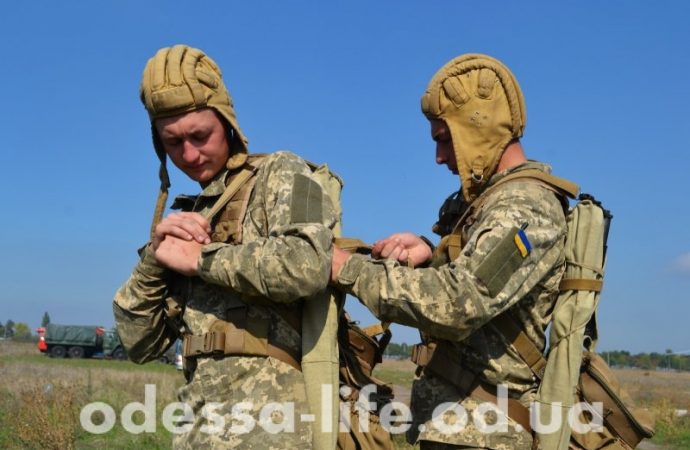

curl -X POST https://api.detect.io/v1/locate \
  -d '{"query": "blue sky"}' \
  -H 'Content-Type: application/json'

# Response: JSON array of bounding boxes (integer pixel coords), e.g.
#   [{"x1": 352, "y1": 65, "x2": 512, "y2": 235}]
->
[{"x1": 1, "y1": 1, "x2": 688, "y2": 353}]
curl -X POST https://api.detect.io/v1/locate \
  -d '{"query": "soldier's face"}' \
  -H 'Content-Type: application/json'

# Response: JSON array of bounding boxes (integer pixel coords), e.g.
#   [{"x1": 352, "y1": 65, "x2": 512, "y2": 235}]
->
[
  {"x1": 155, "y1": 108, "x2": 230, "y2": 186},
  {"x1": 431, "y1": 119, "x2": 458, "y2": 174}
]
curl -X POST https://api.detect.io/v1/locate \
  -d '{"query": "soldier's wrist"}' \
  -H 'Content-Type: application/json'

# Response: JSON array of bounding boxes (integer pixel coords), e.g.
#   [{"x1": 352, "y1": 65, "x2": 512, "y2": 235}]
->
[{"x1": 137, "y1": 243, "x2": 168, "y2": 277}]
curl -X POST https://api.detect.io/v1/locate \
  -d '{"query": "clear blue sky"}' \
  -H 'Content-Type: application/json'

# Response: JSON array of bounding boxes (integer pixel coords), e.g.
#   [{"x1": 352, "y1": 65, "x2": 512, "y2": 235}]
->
[{"x1": 1, "y1": 1, "x2": 688, "y2": 353}]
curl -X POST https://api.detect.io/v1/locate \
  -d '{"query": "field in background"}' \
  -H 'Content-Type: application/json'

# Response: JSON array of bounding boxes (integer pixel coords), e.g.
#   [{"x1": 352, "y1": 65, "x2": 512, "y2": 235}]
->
[{"x1": 2, "y1": 341, "x2": 689, "y2": 449}]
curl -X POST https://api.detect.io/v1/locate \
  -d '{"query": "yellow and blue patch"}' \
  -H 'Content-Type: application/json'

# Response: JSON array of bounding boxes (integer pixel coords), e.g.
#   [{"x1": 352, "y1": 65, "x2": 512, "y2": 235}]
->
[{"x1": 514, "y1": 229, "x2": 532, "y2": 258}]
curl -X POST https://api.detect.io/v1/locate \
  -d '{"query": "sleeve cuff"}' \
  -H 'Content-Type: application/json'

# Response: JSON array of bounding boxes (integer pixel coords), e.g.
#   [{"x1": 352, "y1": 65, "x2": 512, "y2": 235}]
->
[
  {"x1": 197, "y1": 242, "x2": 226, "y2": 283},
  {"x1": 335, "y1": 253, "x2": 369, "y2": 287},
  {"x1": 137, "y1": 244, "x2": 168, "y2": 278}
]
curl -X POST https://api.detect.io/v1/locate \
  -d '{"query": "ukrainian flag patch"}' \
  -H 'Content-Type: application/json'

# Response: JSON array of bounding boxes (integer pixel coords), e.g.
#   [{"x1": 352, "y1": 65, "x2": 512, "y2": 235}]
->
[{"x1": 514, "y1": 229, "x2": 532, "y2": 258}]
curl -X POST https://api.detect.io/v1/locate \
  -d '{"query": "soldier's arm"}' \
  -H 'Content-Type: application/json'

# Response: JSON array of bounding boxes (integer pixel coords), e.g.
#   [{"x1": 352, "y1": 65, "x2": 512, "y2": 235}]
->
[
  {"x1": 334, "y1": 183, "x2": 566, "y2": 341},
  {"x1": 196, "y1": 151, "x2": 337, "y2": 303},
  {"x1": 112, "y1": 246, "x2": 178, "y2": 363}
]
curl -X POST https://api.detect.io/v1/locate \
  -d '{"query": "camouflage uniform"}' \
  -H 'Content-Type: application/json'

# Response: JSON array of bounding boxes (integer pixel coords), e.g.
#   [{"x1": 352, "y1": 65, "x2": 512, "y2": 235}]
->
[
  {"x1": 335, "y1": 161, "x2": 568, "y2": 449},
  {"x1": 114, "y1": 151, "x2": 336, "y2": 449}
]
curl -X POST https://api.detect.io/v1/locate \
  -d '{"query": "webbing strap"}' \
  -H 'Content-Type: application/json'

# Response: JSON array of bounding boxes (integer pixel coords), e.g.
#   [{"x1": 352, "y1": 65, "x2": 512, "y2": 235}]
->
[
  {"x1": 491, "y1": 169, "x2": 579, "y2": 199},
  {"x1": 559, "y1": 278, "x2": 603, "y2": 292},
  {"x1": 412, "y1": 341, "x2": 532, "y2": 432},
  {"x1": 492, "y1": 314, "x2": 547, "y2": 381},
  {"x1": 202, "y1": 158, "x2": 265, "y2": 221},
  {"x1": 182, "y1": 329, "x2": 301, "y2": 371},
  {"x1": 334, "y1": 237, "x2": 372, "y2": 254},
  {"x1": 361, "y1": 322, "x2": 390, "y2": 337},
  {"x1": 447, "y1": 169, "x2": 579, "y2": 253},
  {"x1": 469, "y1": 381, "x2": 532, "y2": 433},
  {"x1": 446, "y1": 234, "x2": 463, "y2": 262}
]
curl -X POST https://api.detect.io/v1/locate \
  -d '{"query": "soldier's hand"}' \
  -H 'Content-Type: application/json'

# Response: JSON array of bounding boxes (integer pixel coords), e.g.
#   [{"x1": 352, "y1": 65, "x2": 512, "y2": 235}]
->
[
  {"x1": 372, "y1": 233, "x2": 432, "y2": 267},
  {"x1": 153, "y1": 235, "x2": 203, "y2": 276},
  {"x1": 152, "y1": 212, "x2": 211, "y2": 251}
]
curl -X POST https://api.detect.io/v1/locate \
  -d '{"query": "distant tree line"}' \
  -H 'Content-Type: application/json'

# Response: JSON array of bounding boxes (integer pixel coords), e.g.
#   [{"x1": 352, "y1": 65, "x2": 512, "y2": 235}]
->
[
  {"x1": 599, "y1": 349, "x2": 690, "y2": 371},
  {"x1": 0, "y1": 319, "x2": 32, "y2": 341},
  {"x1": 384, "y1": 344, "x2": 690, "y2": 371},
  {"x1": 0, "y1": 312, "x2": 50, "y2": 342}
]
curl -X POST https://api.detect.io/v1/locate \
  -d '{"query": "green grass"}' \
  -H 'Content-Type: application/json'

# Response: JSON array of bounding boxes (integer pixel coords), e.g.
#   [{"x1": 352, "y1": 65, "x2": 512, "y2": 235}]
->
[
  {"x1": 0, "y1": 353, "x2": 176, "y2": 374},
  {"x1": 373, "y1": 365, "x2": 416, "y2": 388}
]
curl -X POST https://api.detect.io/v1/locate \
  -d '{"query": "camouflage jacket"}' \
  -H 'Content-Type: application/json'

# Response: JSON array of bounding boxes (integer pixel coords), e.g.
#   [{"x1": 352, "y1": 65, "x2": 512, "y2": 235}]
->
[
  {"x1": 113, "y1": 151, "x2": 336, "y2": 449},
  {"x1": 335, "y1": 161, "x2": 568, "y2": 448}
]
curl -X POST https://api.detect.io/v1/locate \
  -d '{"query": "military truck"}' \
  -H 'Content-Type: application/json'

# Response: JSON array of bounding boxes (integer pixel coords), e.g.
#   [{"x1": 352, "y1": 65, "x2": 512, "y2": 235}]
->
[{"x1": 40, "y1": 324, "x2": 127, "y2": 360}]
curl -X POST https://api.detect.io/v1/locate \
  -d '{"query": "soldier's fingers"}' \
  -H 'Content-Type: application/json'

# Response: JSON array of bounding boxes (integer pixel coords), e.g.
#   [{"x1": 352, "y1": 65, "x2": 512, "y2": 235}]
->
[
  {"x1": 387, "y1": 245, "x2": 405, "y2": 262},
  {"x1": 176, "y1": 212, "x2": 212, "y2": 233},
  {"x1": 160, "y1": 216, "x2": 210, "y2": 243},
  {"x1": 379, "y1": 239, "x2": 401, "y2": 258}
]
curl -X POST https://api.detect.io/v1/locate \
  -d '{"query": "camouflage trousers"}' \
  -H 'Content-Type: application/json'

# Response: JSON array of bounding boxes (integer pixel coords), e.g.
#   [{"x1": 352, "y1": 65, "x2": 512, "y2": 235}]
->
[
  {"x1": 172, "y1": 355, "x2": 312, "y2": 449},
  {"x1": 420, "y1": 443, "x2": 490, "y2": 449},
  {"x1": 408, "y1": 374, "x2": 533, "y2": 450}
]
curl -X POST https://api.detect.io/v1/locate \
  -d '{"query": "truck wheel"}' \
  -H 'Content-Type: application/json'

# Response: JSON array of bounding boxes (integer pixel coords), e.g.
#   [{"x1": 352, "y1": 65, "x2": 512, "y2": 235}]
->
[
  {"x1": 112, "y1": 348, "x2": 127, "y2": 360},
  {"x1": 51, "y1": 345, "x2": 66, "y2": 358},
  {"x1": 158, "y1": 356, "x2": 170, "y2": 364},
  {"x1": 68, "y1": 346, "x2": 85, "y2": 359}
]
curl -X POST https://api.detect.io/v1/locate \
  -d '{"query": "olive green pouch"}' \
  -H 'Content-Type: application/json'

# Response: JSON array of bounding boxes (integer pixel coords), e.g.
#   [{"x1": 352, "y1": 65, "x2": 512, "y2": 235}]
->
[{"x1": 474, "y1": 226, "x2": 531, "y2": 297}]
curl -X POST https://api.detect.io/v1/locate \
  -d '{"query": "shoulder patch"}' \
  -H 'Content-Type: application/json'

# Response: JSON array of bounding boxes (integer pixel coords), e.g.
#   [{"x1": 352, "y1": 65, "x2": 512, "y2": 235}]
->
[
  {"x1": 290, "y1": 173, "x2": 323, "y2": 224},
  {"x1": 474, "y1": 226, "x2": 531, "y2": 297}
]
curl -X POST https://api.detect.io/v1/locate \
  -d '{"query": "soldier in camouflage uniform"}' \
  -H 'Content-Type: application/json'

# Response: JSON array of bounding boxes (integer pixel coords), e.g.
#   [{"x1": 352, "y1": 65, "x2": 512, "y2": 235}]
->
[
  {"x1": 331, "y1": 54, "x2": 569, "y2": 449},
  {"x1": 113, "y1": 45, "x2": 336, "y2": 449}
]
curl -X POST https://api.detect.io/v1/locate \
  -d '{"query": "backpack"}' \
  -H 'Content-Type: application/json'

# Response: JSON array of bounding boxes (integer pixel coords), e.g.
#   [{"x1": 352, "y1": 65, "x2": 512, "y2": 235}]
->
[{"x1": 461, "y1": 171, "x2": 655, "y2": 450}]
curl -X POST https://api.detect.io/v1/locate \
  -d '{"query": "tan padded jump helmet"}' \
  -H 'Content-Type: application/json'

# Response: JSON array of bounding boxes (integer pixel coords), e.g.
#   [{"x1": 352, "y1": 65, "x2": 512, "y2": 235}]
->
[
  {"x1": 421, "y1": 54, "x2": 526, "y2": 202},
  {"x1": 140, "y1": 45, "x2": 250, "y2": 237}
]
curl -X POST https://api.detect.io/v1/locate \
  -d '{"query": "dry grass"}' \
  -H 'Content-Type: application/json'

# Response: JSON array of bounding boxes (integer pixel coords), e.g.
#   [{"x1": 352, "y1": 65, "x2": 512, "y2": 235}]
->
[
  {"x1": 2, "y1": 341, "x2": 689, "y2": 449},
  {"x1": 0, "y1": 341, "x2": 184, "y2": 449},
  {"x1": 0, "y1": 340, "x2": 36, "y2": 357},
  {"x1": 616, "y1": 368, "x2": 690, "y2": 410}
]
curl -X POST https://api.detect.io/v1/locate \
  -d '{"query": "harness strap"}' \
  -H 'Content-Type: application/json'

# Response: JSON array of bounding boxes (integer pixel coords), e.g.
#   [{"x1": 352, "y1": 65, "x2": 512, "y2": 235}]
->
[
  {"x1": 334, "y1": 237, "x2": 372, "y2": 254},
  {"x1": 559, "y1": 279, "x2": 603, "y2": 292},
  {"x1": 182, "y1": 324, "x2": 301, "y2": 371},
  {"x1": 469, "y1": 381, "x2": 533, "y2": 434},
  {"x1": 418, "y1": 340, "x2": 532, "y2": 433},
  {"x1": 492, "y1": 314, "x2": 547, "y2": 381},
  {"x1": 361, "y1": 322, "x2": 390, "y2": 337},
  {"x1": 202, "y1": 157, "x2": 265, "y2": 221},
  {"x1": 446, "y1": 169, "x2": 579, "y2": 261}
]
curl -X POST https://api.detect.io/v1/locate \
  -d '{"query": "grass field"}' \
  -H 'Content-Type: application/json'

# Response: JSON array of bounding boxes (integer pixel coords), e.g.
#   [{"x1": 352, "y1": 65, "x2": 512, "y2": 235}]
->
[{"x1": 2, "y1": 341, "x2": 689, "y2": 449}]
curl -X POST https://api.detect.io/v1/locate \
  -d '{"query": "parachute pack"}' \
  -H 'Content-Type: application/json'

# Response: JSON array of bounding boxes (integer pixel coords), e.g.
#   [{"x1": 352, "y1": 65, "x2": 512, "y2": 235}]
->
[{"x1": 468, "y1": 171, "x2": 655, "y2": 450}]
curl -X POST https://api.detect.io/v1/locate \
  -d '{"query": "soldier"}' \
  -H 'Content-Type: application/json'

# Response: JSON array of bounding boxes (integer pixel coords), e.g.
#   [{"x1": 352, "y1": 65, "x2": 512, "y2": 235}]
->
[
  {"x1": 331, "y1": 54, "x2": 571, "y2": 449},
  {"x1": 113, "y1": 45, "x2": 337, "y2": 448}
]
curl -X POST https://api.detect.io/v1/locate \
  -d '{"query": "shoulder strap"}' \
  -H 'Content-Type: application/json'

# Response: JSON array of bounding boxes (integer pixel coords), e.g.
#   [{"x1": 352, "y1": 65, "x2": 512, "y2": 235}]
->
[
  {"x1": 492, "y1": 313, "x2": 547, "y2": 381},
  {"x1": 445, "y1": 169, "x2": 579, "y2": 261},
  {"x1": 203, "y1": 155, "x2": 267, "y2": 221}
]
